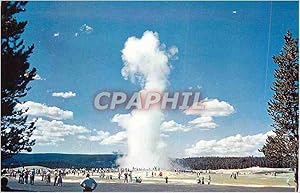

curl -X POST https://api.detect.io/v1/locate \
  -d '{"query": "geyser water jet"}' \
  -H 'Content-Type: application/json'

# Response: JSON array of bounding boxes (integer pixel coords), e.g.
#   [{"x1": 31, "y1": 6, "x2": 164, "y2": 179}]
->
[{"x1": 114, "y1": 31, "x2": 178, "y2": 169}]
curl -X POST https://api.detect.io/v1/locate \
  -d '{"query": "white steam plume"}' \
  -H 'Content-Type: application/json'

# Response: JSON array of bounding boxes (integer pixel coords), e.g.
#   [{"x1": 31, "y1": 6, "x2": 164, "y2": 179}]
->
[{"x1": 116, "y1": 31, "x2": 177, "y2": 169}]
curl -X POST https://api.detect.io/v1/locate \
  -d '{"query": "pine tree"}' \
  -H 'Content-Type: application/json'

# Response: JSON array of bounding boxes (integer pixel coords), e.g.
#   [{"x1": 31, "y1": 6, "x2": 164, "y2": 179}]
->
[
  {"x1": 260, "y1": 31, "x2": 299, "y2": 191},
  {"x1": 1, "y1": 1, "x2": 36, "y2": 160}
]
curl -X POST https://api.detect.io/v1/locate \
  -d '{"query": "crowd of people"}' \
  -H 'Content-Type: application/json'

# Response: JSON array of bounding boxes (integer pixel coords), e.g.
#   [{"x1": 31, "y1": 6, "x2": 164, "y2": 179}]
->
[
  {"x1": 1, "y1": 167, "x2": 65, "y2": 186},
  {"x1": 1, "y1": 167, "x2": 98, "y2": 192},
  {"x1": 1, "y1": 166, "x2": 218, "y2": 191},
  {"x1": 1, "y1": 167, "x2": 148, "y2": 191}
]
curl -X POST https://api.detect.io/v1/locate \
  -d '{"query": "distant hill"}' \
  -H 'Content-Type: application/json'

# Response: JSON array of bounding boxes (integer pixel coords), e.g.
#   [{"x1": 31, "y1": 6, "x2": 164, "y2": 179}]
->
[{"x1": 1, "y1": 153, "x2": 120, "y2": 169}]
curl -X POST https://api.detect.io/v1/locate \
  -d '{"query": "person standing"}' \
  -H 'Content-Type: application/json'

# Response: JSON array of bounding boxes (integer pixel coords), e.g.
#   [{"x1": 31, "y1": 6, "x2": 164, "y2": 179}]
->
[
  {"x1": 129, "y1": 171, "x2": 132, "y2": 182},
  {"x1": 53, "y1": 170, "x2": 58, "y2": 186},
  {"x1": 46, "y1": 170, "x2": 51, "y2": 184},
  {"x1": 80, "y1": 174, "x2": 97, "y2": 192},
  {"x1": 124, "y1": 172, "x2": 128, "y2": 183},
  {"x1": 234, "y1": 173, "x2": 237, "y2": 180},
  {"x1": 18, "y1": 171, "x2": 24, "y2": 184},
  {"x1": 207, "y1": 175, "x2": 211, "y2": 185},
  {"x1": 57, "y1": 172, "x2": 63, "y2": 186},
  {"x1": 41, "y1": 169, "x2": 44, "y2": 181},
  {"x1": 29, "y1": 168, "x2": 35, "y2": 185},
  {"x1": 24, "y1": 170, "x2": 29, "y2": 184}
]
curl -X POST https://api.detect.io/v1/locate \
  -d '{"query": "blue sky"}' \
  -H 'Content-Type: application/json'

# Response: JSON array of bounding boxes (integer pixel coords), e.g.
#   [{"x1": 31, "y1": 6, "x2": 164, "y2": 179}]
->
[{"x1": 17, "y1": 1, "x2": 298, "y2": 157}]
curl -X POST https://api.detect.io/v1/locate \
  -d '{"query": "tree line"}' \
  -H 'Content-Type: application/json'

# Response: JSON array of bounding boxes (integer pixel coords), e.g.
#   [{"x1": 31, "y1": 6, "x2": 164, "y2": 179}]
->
[{"x1": 175, "y1": 156, "x2": 292, "y2": 170}]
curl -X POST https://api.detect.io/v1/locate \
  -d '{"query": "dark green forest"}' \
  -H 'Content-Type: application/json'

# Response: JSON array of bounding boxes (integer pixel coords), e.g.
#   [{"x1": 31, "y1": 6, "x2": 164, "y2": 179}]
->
[{"x1": 2, "y1": 154, "x2": 291, "y2": 170}]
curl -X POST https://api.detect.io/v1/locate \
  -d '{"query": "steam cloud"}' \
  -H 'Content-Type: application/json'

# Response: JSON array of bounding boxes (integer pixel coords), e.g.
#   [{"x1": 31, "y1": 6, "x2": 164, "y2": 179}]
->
[{"x1": 115, "y1": 31, "x2": 177, "y2": 168}]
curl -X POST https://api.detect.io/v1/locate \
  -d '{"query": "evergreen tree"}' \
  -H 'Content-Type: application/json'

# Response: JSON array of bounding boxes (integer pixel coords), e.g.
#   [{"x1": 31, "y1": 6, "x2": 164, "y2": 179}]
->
[
  {"x1": 1, "y1": 1, "x2": 36, "y2": 160},
  {"x1": 260, "y1": 31, "x2": 299, "y2": 191}
]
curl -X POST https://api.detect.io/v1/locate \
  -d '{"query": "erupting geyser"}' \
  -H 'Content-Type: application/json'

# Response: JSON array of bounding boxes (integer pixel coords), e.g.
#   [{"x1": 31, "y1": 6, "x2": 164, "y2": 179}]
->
[{"x1": 114, "y1": 31, "x2": 178, "y2": 169}]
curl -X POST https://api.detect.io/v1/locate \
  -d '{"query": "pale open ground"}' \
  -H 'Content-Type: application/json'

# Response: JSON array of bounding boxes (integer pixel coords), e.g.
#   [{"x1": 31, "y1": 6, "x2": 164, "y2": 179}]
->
[{"x1": 5, "y1": 166, "x2": 296, "y2": 192}]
